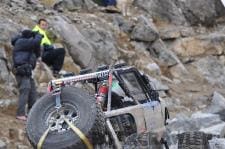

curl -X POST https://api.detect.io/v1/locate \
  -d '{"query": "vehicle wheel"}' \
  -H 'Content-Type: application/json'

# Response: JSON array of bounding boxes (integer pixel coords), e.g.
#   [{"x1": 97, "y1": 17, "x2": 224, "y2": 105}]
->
[
  {"x1": 178, "y1": 132, "x2": 211, "y2": 149},
  {"x1": 26, "y1": 86, "x2": 105, "y2": 149},
  {"x1": 124, "y1": 132, "x2": 163, "y2": 149}
]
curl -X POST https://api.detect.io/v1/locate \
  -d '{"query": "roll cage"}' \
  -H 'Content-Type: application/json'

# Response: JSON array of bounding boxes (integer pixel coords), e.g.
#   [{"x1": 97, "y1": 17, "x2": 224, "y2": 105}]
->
[{"x1": 48, "y1": 64, "x2": 159, "y2": 104}]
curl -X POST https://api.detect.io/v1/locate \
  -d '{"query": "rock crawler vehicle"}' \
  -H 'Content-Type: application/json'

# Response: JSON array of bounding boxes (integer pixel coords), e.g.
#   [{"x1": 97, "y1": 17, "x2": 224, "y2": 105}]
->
[{"x1": 26, "y1": 64, "x2": 170, "y2": 149}]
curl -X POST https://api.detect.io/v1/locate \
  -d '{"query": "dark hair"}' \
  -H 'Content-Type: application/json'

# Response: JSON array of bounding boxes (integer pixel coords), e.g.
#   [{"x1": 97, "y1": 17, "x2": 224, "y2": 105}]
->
[
  {"x1": 38, "y1": 18, "x2": 47, "y2": 25},
  {"x1": 21, "y1": 30, "x2": 34, "y2": 38}
]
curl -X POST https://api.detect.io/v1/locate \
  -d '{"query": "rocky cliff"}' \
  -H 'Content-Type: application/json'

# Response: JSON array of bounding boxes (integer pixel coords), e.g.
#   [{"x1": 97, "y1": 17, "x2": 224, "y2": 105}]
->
[{"x1": 1, "y1": 0, "x2": 225, "y2": 148}]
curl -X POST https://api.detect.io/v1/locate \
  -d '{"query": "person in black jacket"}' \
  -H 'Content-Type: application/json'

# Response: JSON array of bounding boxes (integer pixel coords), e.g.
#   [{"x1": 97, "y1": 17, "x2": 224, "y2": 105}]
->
[{"x1": 11, "y1": 30, "x2": 43, "y2": 121}]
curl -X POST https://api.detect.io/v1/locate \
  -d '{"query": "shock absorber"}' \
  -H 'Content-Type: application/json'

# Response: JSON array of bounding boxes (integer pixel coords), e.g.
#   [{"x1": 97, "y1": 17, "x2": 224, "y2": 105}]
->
[{"x1": 96, "y1": 82, "x2": 108, "y2": 107}]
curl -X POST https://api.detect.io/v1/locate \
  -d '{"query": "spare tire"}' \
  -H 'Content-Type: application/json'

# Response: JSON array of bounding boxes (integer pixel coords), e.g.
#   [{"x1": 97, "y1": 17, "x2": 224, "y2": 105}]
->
[
  {"x1": 178, "y1": 131, "x2": 211, "y2": 149},
  {"x1": 26, "y1": 87, "x2": 105, "y2": 149}
]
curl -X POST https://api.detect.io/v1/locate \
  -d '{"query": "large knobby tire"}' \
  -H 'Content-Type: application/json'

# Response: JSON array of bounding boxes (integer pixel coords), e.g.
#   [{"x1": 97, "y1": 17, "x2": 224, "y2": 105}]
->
[
  {"x1": 178, "y1": 132, "x2": 211, "y2": 149},
  {"x1": 26, "y1": 86, "x2": 105, "y2": 149}
]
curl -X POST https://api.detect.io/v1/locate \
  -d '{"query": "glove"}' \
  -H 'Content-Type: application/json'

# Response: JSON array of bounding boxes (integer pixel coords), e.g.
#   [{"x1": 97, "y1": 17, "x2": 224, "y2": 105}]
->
[
  {"x1": 43, "y1": 44, "x2": 54, "y2": 51},
  {"x1": 32, "y1": 31, "x2": 44, "y2": 38}
]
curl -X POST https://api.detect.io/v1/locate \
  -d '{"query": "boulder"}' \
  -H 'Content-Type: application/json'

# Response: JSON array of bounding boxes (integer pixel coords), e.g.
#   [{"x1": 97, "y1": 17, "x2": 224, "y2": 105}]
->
[
  {"x1": 0, "y1": 46, "x2": 16, "y2": 87},
  {"x1": 0, "y1": 140, "x2": 6, "y2": 149},
  {"x1": 175, "y1": 0, "x2": 220, "y2": 26},
  {"x1": 9, "y1": 128, "x2": 25, "y2": 141},
  {"x1": 159, "y1": 26, "x2": 195, "y2": 40},
  {"x1": 49, "y1": 16, "x2": 96, "y2": 68},
  {"x1": 147, "y1": 75, "x2": 169, "y2": 91},
  {"x1": 131, "y1": 15, "x2": 159, "y2": 42},
  {"x1": 33, "y1": 61, "x2": 54, "y2": 85},
  {"x1": 134, "y1": 0, "x2": 186, "y2": 25},
  {"x1": 209, "y1": 138, "x2": 225, "y2": 149},
  {"x1": 159, "y1": 26, "x2": 181, "y2": 40},
  {"x1": 16, "y1": 144, "x2": 29, "y2": 149},
  {"x1": 193, "y1": 56, "x2": 225, "y2": 87},
  {"x1": 53, "y1": 0, "x2": 97, "y2": 11},
  {"x1": 0, "y1": 99, "x2": 17, "y2": 108},
  {"x1": 205, "y1": 92, "x2": 225, "y2": 114},
  {"x1": 170, "y1": 33, "x2": 225, "y2": 58},
  {"x1": 63, "y1": 56, "x2": 80, "y2": 74},
  {"x1": 149, "y1": 39, "x2": 178, "y2": 66},
  {"x1": 79, "y1": 27, "x2": 118, "y2": 65},
  {"x1": 200, "y1": 123, "x2": 225, "y2": 137},
  {"x1": 112, "y1": 15, "x2": 135, "y2": 34},
  {"x1": 191, "y1": 112, "x2": 223, "y2": 128}
]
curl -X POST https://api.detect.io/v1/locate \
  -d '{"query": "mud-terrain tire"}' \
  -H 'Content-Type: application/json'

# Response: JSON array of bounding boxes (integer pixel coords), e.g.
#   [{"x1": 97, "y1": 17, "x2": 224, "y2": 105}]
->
[
  {"x1": 26, "y1": 87, "x2": 105, "y2": 149},
  {"x1": 178, "y1": 132, "x2": 210, "y2": 149}
]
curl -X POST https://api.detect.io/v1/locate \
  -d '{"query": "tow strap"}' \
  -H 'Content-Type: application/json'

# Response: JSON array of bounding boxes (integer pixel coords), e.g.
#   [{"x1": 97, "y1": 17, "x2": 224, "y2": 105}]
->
[{"x1": 37, "y1": 118, "x2": 93, "y2": 149}]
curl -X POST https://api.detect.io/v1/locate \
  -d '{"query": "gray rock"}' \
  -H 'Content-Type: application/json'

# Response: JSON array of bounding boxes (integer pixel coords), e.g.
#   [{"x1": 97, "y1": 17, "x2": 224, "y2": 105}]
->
[
  {"x1": 191, "y1": 112, "x2": 223, "y2": 128},
  {"x1": 134, "y1": 0, "x2": 187, "y2": 25},
  {"x1": 209, "y1": 138, "x2": 225, "y2": 149},
  {"x1": 9, "y1": 128, "x2": 25, "y2": 141},
  {"x1": 131, "y1": 16, "x2": 159, "y2": 42},
  {"x1": 180, "y1": 27, "x2": 195, "y2": 37},
  {"x1": 200, "y1": 123, "x2": 225, "y2": 137},
  {"x1": 112, "y1": 15, "x2": 135, "y2": 34},
  {"x1": 159, "y1": 27, "x2": 181, "y2": 40},
  {"x1": 194, "y1": 56, "x2": 225, "y2": 88},
  {"x1": 146, "y1": 63, "x2": 161, "y2": 76},
  {"x1": 0, "y1": 99, "x2": 17, "y2": 107},
  {"x1": 79, "y1": 27, "x2": 118, "y2": 65},
  {"x1": 0, "y1": 46, "x2": 16, "y2": 86},
  {"x1": 215, "y1": 0, "x2": 225, "y2": 16},
  {"x1": 0, "y1": 140, "x2": 6, "y2": 149},
  {"x1": 175, "y1": 0, "x2": 218, "y2": 26},
  {"x1": 147, "y1": 76, "x2": 169, "y2": 91},
  {"x1": 50, "y1": 16, "x2": 95, "y2": 68},
  {"x1": 53, "y1": 0, "x2": 97, "y2": 11},
  {"x1": 205, "y1": 92, "x2": 225, "y2": 114},
  {"x1": 16, "y1": 144, "x2": 29, "y2": 149},
  {"x1": 149, "y1": 39, "x2": 178, "y2": 66}
]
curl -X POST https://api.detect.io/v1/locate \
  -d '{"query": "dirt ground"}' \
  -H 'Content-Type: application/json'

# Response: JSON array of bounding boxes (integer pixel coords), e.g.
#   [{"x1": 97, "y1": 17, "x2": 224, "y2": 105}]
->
[{"x1": 0, "y1": 105, "x2": 32, "y2": 149}]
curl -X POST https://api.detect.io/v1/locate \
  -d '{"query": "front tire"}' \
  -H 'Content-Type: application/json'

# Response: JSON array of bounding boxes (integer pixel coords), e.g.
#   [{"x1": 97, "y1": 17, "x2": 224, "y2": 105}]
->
[{"x1": 178, "y1": 132, "x2": 211, "y2": 149}]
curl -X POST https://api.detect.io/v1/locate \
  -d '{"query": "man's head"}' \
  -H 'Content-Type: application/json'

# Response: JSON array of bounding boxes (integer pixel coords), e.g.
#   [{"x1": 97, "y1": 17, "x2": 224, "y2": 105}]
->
[
  {"x1": 38, "y1": 18, "x2": 48, "y2": 30},
  {"x1": 21, "y1": 30, "x2": 34, "y2": 38}
]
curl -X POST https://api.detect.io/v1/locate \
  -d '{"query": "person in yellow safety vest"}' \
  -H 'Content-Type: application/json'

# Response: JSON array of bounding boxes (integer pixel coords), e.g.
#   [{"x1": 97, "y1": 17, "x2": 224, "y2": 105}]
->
[{"x1": 33, "y1": 18, "x2": 65, "y2": 77}]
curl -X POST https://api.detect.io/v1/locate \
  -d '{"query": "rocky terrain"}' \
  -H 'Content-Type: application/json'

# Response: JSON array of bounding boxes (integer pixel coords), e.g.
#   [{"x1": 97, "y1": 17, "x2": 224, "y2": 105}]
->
[{"x1": 1, "y1": 0, "x2": 225, "y2": 148}]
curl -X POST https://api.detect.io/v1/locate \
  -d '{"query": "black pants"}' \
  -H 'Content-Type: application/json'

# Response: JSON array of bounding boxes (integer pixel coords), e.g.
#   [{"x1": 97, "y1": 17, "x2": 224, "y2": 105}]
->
[
  {"x1": 42, "y1": 48, "x2": 65, "y2": 72},
  {"x1": 16, "y1": 75, "x2": 36, "y2": 116}
]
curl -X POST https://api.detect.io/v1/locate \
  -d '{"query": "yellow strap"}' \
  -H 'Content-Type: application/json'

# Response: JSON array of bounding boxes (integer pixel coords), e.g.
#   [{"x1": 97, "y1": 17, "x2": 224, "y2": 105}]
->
[
  {"x1": 37, "y1": 127, "x2": 50, "y2": 149},
  {"x1": 36, "y1": 118, "x2": 93, "y2": 149},
  {"x1": 64, "y1": 118, "x2": 93, "y2": 149}
]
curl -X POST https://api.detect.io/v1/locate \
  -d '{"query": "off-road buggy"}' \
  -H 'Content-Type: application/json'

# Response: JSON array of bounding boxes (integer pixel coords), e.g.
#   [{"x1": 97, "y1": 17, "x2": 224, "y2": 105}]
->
[{"x1": 26, "y1": 64, "x2": 170, "y2": 149}]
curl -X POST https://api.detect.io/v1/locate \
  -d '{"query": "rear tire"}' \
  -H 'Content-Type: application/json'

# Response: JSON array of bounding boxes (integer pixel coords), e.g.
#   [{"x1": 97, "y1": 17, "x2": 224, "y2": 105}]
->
[
  {"x1": 178, "y1": 132, "x2": 211, "y2": 149},
  {"x1": 26, "y1": 86, "x2": 105, "y2": 149}
]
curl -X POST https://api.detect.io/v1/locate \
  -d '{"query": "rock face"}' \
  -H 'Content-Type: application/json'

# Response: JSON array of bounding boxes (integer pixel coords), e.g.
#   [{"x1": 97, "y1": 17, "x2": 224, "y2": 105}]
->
[
  {"x1": 135, "y1": 0, "x2": 225, "y2": 26},
  {"x1": 53, "y1": 0, "x2": 97, "y2": 11},
  {"x1": 175, "y1": 0, "x2": 218, "y2": 26},
  {"x1": 170, "y1": 34, "x2": 225, "y2": 59},
  {"x1": 0, "y1": 140, "x2": 6, "y2": 149},
  {"x1": 209, "y1": 138, "x2": 225, "y2": 149},
  {"x1": 1, "y1": 0, "x2": 225, "y2": 148},
  {"x1": 194, "y1": 56, "x2": 225, "y2": 87},
  {"x1": 50, "y1": 16, "x2": 96, "y2": 68},
  {"x1": 205, "y1": 92, "x2": 225, "y2": 114},
  {"x1": 149, "y1": 39, "x2": 178, "y2": 66},
  {"x1": 134, "y1": 0, "x2": 186, "y2": 25},
  {"x1": 131, "y1": 16, "x2": 159, "y2": 42}
]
